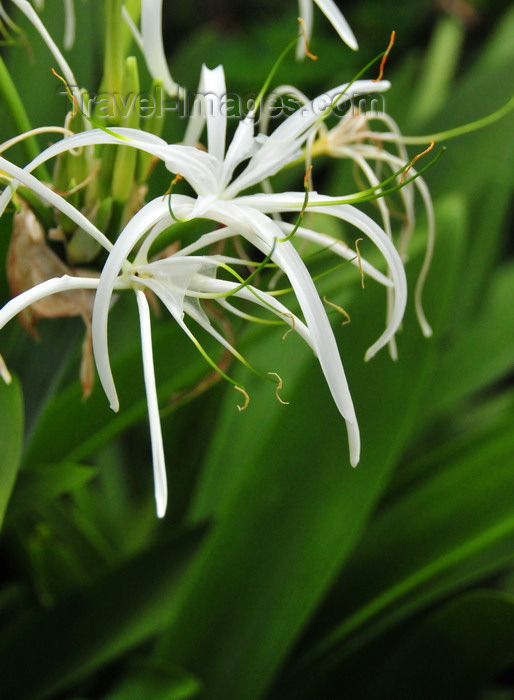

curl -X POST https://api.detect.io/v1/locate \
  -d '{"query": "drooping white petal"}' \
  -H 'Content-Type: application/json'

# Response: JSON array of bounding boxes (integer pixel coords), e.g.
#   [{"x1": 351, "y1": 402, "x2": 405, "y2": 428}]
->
[
  {"x1": 11, "y1": 0, "x2": 77, "y2": 88},
  {"x1": 0, "y1": 275, "x2": 101, "y2": 331},
  {"x1": 297, "y1": 0, "x2": 358, "y2": 58},
  {"x1": 135, "y1": 290, "x2": 168, "y2": 518},
  {"x1": 238, "y1": 191, "x2": 407, "y2": 358},
  {"x1": 63, "y1": 0, "x2": 75, "y2": 49},
  {"x1": 0, "y1": 156, "x2": 112, "y2": 252},
  {"x1": 0, "y1": 126, "x2": 220, "y2": 202},
  {"x1": 313, "y1": 0, "x2": 358, "y2": 50},
  {"x1": 141, "y1": 0, "x2": 182, "y2": 97},
  {"x1": 194, "y1": 199, "x2": 360, "y2": 448},
  {"x1": 92, "y1": 196, "x2": 193, "y2": 412},
  {"x1": 276, "y1": 221, "x2": 394, "y2": 288}
]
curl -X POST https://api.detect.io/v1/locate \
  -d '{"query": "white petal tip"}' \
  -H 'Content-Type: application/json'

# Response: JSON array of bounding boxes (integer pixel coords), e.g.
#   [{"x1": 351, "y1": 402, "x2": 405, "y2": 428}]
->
[
  {"x1": 0, "y1": 355, "x2": 12, "y2": 385},
  {"x1": 109, "y1": 398, "x2": 120, "y2": 413},
  {"x1": 156, "y1": 502, "x2": 167, "y2": 518},
  {"x1": 422, "y1": 326, "x2": 433, "y2": 338},
  {"x1": 364, "y1": 348, "x2": 375, "y2": 363}
]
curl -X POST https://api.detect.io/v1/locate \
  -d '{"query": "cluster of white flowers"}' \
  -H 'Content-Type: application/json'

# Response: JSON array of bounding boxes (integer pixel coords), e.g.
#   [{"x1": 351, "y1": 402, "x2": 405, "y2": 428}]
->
[{"x1": 0, "y1": 0, "x2": 433, "y2": 517}]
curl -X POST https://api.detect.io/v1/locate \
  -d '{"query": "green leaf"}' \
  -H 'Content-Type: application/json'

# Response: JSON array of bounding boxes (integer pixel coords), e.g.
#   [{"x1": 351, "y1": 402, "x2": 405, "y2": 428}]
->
[
  {"x1": 103, "y1": 662, "x2": 201, "y2": 700},
  {"x1": 365, "y1": 591, "x2": 514, "y2": 700},
  {"x1": 284, "y1": 396, "x2": 514, "y2": 693},
  {"x1": 0, "y1": 377, "x2": 23, "y2": 530},
  {"x1": 3, "y1": 462, "x2": 97, "y2": 526},
  {"x1": 0, "y1": 524, "x2": 207, "y2": 700},
  {"x1": 151, "y1": 196, "x2": 466, "y2": 699}
]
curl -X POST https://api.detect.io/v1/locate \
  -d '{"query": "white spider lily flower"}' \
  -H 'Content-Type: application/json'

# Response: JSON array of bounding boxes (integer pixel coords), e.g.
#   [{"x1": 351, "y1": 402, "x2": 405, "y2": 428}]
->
[
  {"x1": 297, "y1": 0, "x2": 358, "y2": 58},
  {"x1": 0, "y1": 190, "x2": 312, "y2": 517},
  {"x1": 0, "y1": 67, "x2": 402, "y2": 472}
]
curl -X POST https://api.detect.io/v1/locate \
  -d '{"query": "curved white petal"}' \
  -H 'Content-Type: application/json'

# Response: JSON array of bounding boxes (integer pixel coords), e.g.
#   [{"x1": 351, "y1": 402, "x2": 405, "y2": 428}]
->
[
  {"x1": 313, "y1": 0, "x2": 358, "y2": 50},
  {"x1": 135, "y1": 290, "x2": 168, "y2": 518},
  {"x1": 141, "y1": 0, "x2": 182, "y2": 97},
  {"x1": 0, "y1": 275, "x2": 100, "y2": 331},
  {"x1": 197, "y1": 199, "x2": 359, "y2": 427},
  {"x1": 297, "y1": 0, "x2": 358, "y2": 58},
  {"x1": 0, "y1": 156, "x2": 112, "y2": 252},
  {"x1": 226, "y1": 80, "x2": 390, "y2": 196},
  {"x1": 236, "y1": 191, "x2": 407, "y2": 358},
  {"x1": 92, "y1": 196, "x2": 193, "y2": 411},
  {"x1": 1, "y1": 127, "x2": 220, "y2": 203},
  {"x1": 12, "y1": 0, "x2": 77, "y2": 87},
  {"x1": 183, "y1": 64, "x2": 227, "y2": 162}
]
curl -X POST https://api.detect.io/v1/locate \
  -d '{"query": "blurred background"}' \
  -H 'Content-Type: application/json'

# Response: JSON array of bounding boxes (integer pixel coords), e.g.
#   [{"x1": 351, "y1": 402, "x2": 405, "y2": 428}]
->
[{"x1": 1, "y1": 1, "x2": 514, "y2": 698}]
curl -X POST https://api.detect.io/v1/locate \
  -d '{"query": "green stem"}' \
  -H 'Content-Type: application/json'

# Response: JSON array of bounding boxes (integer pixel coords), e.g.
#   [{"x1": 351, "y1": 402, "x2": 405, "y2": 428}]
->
[
  {"x1": 0, "y1": 56, "x2": 50, "y2": 180},
  {"x1": 102, "y1": 0, "x2": 124, "y2": 95}
]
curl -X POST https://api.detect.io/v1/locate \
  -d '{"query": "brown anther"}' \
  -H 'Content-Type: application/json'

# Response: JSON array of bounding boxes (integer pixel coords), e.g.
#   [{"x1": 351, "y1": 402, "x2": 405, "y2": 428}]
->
[
  {"x1": 373, "y1": 31, "x2": 396, "y2": 82},
  {"x1": 297, "y1": 17, "x2": 318, "y2": 60},
  {"x1": 355, "y1": 238, "x2": 365, "y2": 288},
  {"x1": 400, "y1": 141, "x2": 435, "y2": 184}
]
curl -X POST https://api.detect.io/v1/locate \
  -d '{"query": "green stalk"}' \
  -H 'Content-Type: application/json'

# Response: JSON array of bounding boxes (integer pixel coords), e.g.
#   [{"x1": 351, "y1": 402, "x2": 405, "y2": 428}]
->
[
  {"x1": 0, "y1": 56, "x2": 50, "y2": 180},
  {"x1": 102, "y1": 0, "x2": 124, "y2": 95}
]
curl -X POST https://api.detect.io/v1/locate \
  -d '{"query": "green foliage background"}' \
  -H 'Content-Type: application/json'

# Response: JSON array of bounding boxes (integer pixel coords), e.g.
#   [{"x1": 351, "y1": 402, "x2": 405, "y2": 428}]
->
[{"x1": 1, "y1": 1, "x2": 514, "y2": 698}]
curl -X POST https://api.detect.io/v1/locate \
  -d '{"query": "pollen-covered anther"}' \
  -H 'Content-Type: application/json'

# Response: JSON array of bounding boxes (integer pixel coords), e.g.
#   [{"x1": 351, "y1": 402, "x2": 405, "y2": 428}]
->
[
  {"x1": 355, "y1": 238, "x2": 365, "y2": 288},
  {"x1": 268, "y1": 371, "x2": 290, "y2": 405},
  {"x1": 400, "y1": 141, "x2": 435, "y2": 185},
  {"x1": 297, "y1": 17, "x2": 318, "y2": 61},
  {"x1": 280, "y1": 311, "x2": 296, "y2": 340},
  {"x1": 373, "y1": 30, "x2": 396, "y2": 83},
  {"x1": 235, "y1": 384, "x2": 250, "y2": 411}
]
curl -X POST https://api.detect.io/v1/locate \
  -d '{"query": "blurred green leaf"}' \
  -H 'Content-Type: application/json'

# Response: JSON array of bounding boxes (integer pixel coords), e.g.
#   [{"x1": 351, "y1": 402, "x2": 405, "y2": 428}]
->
[
  {"x1": 0, "y1": 524, "x2": 207, "y2": 700},
  {"x1": 104, "y1": 661, "x2": 201, "y2": 700},
  {"x1": 282, "y1": 395, "x2": 514, "y2": 695},
  {"x1": 4, "y1": 463, "x2": 97, "y2": 526},
  {"x1": 0, "y1": 377, "x2": 23, "y2": 530},
  {"x1": 364, "y1": 591, "x2": 514, "y2": 700}
]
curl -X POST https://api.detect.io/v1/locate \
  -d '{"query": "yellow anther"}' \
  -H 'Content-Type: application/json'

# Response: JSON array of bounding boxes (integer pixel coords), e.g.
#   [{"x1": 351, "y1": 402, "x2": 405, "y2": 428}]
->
[
  {"x1": 268, "y1": 371, "x2": 290, "y2": 405},
  {"x1": 235, "y1": 385, "x2": 250, "y2": 411},
  {"x1": 323, "y1": 296, "x2": 351, "y2": 325}
]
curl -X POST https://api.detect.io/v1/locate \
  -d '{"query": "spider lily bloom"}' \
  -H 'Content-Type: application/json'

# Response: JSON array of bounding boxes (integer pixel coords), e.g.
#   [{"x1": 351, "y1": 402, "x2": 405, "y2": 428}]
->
[
  {"x1": 0, "y1": 67, "x2": 401, "y2": 474},
  {"x1": 297, "y1": 0, "x2": 358, "y2": 58},
  {"x1": 0, "y1": 181, "x2": 313, "y2": 518}
]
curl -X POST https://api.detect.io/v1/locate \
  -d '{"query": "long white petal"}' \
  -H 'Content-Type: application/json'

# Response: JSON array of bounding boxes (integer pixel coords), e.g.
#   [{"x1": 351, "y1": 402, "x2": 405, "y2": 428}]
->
[
  {"x1": 0, "y1": 126, "x2": 220, "y2": 203},
  {"x1": 0, "y1": 275, "x2": 100, "y2": 331},
  {"x1": 141, "y1": 0, "x2": 182, "y2": 97},
  {"x1": 135, "y1": 289, "x2": 168, "y2": 518},
  {"x1": 277, "y1": 221, "x2": 393, "y2": 288},
  {"x1": 92, "y1": 196, "x2": 193, "y2": 411},
  {"x1": 11, "y1": 0, "x2": 77, "y2": 87},
  {"x1": 196, "y1": 200, "x2": 359, "y2": 439},
  {"x1": 0, "y1": 156, "x2": 112, "y2": 252},
  {"x1": 297, "y1": 0, "x2": 358, "y2": 58},
  {"x1": 183, "y1": 64, "x2": 227, "y2": 162},
  {"x1": 238, "y1": 191, "x2": 407, "y2": 358},
  {"x1": 313, "y1": 0, "x2": 358, "y2": 50}
]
